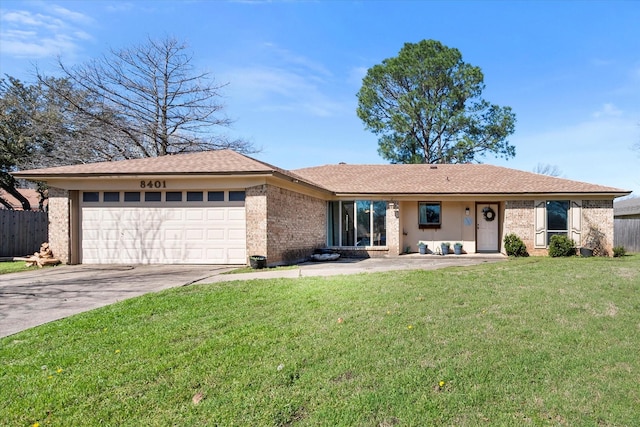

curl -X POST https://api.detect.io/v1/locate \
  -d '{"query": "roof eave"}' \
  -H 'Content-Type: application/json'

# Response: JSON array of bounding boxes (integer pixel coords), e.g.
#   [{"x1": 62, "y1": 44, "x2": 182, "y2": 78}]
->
[
  {"x1": 13, "y1": 170, "x2": 278, "y2": 178},
  {"x1": 14, "y1": 169, "x2": 333, "y2": 195},
  {"x1": 270, "y1": 171, "x2": 333, "y2": 195},
  {"x1": 332, "y1": 190, "x2": 632, "y2": 198}
]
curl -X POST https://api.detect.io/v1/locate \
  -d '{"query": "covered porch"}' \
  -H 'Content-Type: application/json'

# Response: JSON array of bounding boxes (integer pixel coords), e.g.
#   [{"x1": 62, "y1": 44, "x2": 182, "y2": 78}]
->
[{"x1": 394, "y1": 199, "x2": 503, "y2": 255}]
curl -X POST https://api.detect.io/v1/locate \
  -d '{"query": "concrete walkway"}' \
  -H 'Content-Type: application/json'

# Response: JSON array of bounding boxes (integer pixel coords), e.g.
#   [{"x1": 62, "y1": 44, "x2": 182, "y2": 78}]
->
[
  {"x1": 198, "y1": 253, "x2": 507, "y2": 284},
  {"x1": 1, "y1": 254, "x2": 506, "y2": 338}
]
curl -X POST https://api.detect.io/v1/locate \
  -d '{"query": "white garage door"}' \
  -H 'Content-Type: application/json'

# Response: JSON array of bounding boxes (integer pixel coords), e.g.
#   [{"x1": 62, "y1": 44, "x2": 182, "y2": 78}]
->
[{"x1": 80, "y1": 192, "x2": 246, "y2": 264}]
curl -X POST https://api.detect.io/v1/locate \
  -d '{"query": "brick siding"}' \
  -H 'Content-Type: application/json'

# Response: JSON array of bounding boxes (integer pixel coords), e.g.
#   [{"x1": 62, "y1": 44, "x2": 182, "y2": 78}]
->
[
  {"x1": 503, "y1": 200, "x2": 543, "y2": 255},
  {"x1": 45, "y1": 180, "x2": 618, "y2": 264},
  {"x1": 246, "y1": 184, "x2": 326, "y2": 265},
  {"x1": 582, "y1": 199, "x2": 614, "y2": 256},
  {"x1": 332, "y1": 247, "x2": 390, "y2": 258},
  {"x1": 386, "y1": 201, "x2": 401, "y2": 255},
  {"x1": 47, "y1": 187, "x2": 70, "y2": 263},
  {"x1": 245, "y1": 185, "x2": 268, "y2": 258},
  {"x1": 504, "y1": 199, "x2": 615, "y2": 256}
]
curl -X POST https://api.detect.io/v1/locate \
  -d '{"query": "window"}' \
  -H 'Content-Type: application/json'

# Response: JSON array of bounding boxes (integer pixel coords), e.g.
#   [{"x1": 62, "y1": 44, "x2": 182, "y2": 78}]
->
[
  {"x1": 229, "y1": 191, "x2": 245, "y2": 202},
  {"x1": 104, "y1": 192, "x2": 120, "y2": 202},
  {"x1": 124, "y1": 192, "x2": 140, "y2": 202},
  {"x1": 328, "y1": 201, "x2": 386, "y2": 247},
  {"x1": 187, "y1": 191, "x2": 203, "y2": 202},
  {"x1": 372, "y1": 201, "x2": 386, "y2": 246},
  {"x1": 546, "y1": 200, "x2": 569, "y2": 245},
  {"x1": 83, "y1": 192, "x2": 99, "y2": 202},
  {"x1": 418, "y1": 202, "x2": 441, "y2": 228},
  {"x1": 166, "y1": 191, "x2": 182, "y2": 202},
  {"x1": 145, "y1": 192, "x2": 161, "y2": 202},
  {"x1": 208, "y1": 191, "x2": 224, "y2": 202}
]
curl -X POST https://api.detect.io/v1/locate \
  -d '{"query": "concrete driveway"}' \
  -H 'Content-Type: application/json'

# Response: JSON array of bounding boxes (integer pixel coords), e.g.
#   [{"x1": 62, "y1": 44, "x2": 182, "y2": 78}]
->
[
  {"x1": 0, "y1": 264, "x2": 230, "y2": 338},
  {"x1": 1, "y1": 254, "x2": 505, "y2": 338}
]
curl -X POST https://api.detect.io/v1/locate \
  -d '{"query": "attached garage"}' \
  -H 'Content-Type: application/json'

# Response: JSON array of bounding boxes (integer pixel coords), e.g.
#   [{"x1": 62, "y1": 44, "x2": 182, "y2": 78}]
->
[
  {"x1": 80, "y1": 190, "x2": 246, "y2": 264},
  {"x1": 13, "y1": 150, "x2": 334, "y2": 266}
]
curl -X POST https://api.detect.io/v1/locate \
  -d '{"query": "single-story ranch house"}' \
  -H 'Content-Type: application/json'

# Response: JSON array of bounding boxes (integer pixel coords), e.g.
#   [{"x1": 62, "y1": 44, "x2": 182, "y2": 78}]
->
[{"x1": 14, "y1": 149, "x2": 630, "y2": 265}]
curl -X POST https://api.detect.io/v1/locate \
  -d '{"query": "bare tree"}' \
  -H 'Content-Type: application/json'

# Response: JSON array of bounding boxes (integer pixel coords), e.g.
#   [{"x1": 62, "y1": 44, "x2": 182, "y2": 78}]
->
[
  {"x1": 533, "y1": 163, "x2": 562, "y2": 177},
  {"x1": 40, "y1": 36, "x2": 253, "y2": 160}
]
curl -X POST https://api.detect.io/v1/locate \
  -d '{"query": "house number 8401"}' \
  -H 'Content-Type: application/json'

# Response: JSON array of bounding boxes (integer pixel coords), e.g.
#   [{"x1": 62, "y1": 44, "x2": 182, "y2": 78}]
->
[{"x1": 140, "y1": 180, "x2": 167, "y2": 189}]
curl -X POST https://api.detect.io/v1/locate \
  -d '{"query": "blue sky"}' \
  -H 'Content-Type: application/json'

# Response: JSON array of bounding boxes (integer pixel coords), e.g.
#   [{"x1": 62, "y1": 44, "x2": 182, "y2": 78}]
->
[{"x1": 1, "y1": 0, "x2": 639, "y2": 196}]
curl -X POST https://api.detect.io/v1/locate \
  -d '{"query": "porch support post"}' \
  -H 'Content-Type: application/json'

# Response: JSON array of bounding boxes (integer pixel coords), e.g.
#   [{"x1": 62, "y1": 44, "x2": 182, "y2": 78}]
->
[{"x1": 387, "y1": 201, "x2": 401, "y2": 255}]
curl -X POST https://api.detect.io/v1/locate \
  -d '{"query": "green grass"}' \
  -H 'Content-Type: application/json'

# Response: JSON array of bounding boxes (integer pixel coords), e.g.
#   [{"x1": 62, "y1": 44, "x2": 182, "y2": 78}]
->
[
  {"x1": 224, "y1": 265, "x2": 299, "y2": 274},
  {"x1": 2, "y1": 256, "x2": 639, "y2": 426},
  {"x1": 0, "y1": 260, "x2": 37, "y2": 274}
]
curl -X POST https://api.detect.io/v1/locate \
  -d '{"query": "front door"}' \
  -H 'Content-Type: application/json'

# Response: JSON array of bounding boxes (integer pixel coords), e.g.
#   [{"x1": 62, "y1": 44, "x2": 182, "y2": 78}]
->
[{"x1": 477, "y1": 203, "x2": 499, "y2": 252}]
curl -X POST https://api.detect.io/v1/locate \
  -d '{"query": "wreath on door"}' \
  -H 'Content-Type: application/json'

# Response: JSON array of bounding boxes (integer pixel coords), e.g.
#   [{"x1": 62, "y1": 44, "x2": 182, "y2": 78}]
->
[{"x1": 482, "y1": 207, "x2": 496, "y2": 222}]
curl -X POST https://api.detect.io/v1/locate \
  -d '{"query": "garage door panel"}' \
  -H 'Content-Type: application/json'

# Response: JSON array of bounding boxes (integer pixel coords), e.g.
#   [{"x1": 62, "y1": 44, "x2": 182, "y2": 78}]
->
[
  {"x1": 142, "y1": 210, "x2": 166, "y2": 221},
  {"x1": 184, "y1": 247, "x2": 205, "y2": 259},
  {"x1": 207, "y1": 229, "x2": 225, "y2": 240},
  {"x1": 228, "y1": 228, "x2": 246, "y2": 240},
  {"x1": 164, "y1": 248, "x2": 185, "y2": 260},
  {"x1": 207, "y1": 210, "x2": 225, "y2": 220},
  {"x1": 83, "y1": 229, "x2": 100, "y2": 241},
  {"x1": 82, "y1": 205, "x2": 246, "y2": 264},
  {"x1": 206, "y1": 248, "x2": 225, "y2": 260},
  {"x1": 164, "y1": 210, "x2": 184, "y2": 220},
  {"x1": 139, "y1": 230, "x2": 163, "y2": 242},
  {"x1": 227, "y1": 248, "x2": 247, "y2": 264},
  {"x1": 105, "y1": 209, "x2": 139, "y2": 222},
  {"x1": 228, "y1": 208, "x2": 245, "y2": 221},
  {"x1": 83, "y1": 247, "x2": 100, "y2": 260},
  {"x1": 141, "y1": 217, "x2": 164, "y2": 227},
  {"x1": 185, "y1": 209, "x2": 205, "y2": 220},
  {"x1": 163, "y1": 229, "x2": 184, "y2": 240},
  {"x1": 185, "y1": 229, "x2": 206, "y2": 240},
  {"x1": 98, "y1": 230, "x2": 121, "y2": 242}
]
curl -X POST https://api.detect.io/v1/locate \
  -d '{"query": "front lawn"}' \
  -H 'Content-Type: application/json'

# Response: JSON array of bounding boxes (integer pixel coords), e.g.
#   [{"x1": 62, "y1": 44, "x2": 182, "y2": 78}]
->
[
  {"x1": 0, "y1": 260, "x2": 37, "y2": 275},
  {"x1": 1, "y1": 256, "x2": 639, "y2": 426}
]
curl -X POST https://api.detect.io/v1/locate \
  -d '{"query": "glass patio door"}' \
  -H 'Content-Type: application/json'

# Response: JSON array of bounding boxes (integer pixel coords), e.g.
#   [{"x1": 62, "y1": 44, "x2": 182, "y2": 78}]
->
[{"x1": 341, "y1": 201, "x2": 355, "y2": 246}]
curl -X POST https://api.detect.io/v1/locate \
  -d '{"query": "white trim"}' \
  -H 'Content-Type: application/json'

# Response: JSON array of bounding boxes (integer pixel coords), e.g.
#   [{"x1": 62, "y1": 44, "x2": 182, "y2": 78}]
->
[
  {"x1": 534, "y1": 200, "x2": 546, "y2": 248},
  {"x1": 570, "y1": 200, "x2": 582, "y2": 244}
]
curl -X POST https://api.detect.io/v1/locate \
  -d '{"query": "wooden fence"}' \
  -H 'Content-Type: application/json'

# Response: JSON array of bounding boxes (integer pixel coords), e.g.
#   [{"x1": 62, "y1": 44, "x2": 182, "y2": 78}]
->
[
  {"x1": 614, "y1": 218, "x2": 640, "y2": 253},
  {"x1": 0, "y1": 210, "x2": 48, "y2": 257}
]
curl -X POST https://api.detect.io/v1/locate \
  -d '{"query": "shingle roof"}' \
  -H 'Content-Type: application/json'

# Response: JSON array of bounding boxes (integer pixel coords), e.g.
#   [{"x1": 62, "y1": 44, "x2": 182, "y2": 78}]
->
[
  {"x1": 293, "y1": 163, "x2": 629, "y2": 195},
  {"x1": 0, "y1": 188, "x2": 47, "y2": 210},
  {"x1": 614, "y1": 197, "x2": 640, "y2": 216},
  {"x1": 13, "y1": 150, "x2": 630, "y2": 196},
  {"x1": 14, "y1": 149, "x2": 283, "y2": 176}
]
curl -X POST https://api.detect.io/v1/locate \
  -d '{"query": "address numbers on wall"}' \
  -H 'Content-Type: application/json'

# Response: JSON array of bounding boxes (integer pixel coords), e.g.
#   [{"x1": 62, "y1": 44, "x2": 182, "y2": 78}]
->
[{"x1": 140, "y1": 180, "x2": 167, "y2": 189}]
